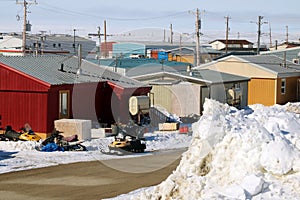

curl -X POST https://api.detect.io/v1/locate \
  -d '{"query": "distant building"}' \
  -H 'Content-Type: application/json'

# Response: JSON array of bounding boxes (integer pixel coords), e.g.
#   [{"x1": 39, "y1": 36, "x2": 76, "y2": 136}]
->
[
  {"x1": 88, "y1": 58, "x2": 191, "y2": 76},
  {"x1": 0, "y1": 33, "x2": 96, "y2": 58},
  {"x1": 269, "y1": 41, "x2": 300, "y2": 51},
  {"x1": 108, "y1": 41, "x2": 222, "y2": 65},
  {"x1": 210, "y1": 39, "x2": 254, "y2": 51}
]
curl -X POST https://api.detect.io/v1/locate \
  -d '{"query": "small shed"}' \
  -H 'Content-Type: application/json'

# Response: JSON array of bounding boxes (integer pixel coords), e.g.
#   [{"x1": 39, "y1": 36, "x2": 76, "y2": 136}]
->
[
  {"x1": 131, "y1": 69, "x2": 249, "y2": 116},
  {"x1": 0, "y1": 55, "x2": 151, "y2": 137}
]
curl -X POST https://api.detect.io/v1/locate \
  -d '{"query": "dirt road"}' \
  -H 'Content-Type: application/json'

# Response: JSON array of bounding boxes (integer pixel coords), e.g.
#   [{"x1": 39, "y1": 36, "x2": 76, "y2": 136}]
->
[{"x1": 0, "y1": 149, "x2": 185, "y2": 200}]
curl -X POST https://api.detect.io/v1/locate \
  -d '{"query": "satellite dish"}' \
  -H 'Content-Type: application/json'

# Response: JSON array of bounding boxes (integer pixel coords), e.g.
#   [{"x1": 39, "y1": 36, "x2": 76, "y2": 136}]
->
[
  {"x1": 16, "y1": 15, "x2": 20, "y2": 21},
  {"x1": 297, "y1": 51, "x2": 300, "y2": 57}
]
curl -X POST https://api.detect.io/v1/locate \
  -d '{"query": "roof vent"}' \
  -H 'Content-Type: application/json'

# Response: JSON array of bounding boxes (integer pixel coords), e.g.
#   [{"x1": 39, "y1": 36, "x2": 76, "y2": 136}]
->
[{"x1": 59, "y1": 63, "x2": 66, "y2": 72}]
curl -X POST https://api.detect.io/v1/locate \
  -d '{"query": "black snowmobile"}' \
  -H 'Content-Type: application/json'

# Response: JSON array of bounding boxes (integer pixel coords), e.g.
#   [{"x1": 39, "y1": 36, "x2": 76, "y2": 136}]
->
[
  {"x1": 40, "y1": 129, "x2": 86, "y2": 151},
  {"x1": 108, "y1": 121, "x2": 147, "y2": 154}
]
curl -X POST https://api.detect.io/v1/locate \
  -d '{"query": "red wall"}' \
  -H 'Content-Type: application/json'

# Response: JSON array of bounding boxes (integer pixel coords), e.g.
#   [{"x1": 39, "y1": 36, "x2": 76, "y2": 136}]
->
[
  {"x1": 0, "y1": 63, "x2": 50, "y2": 132},
  {"x1": 0, "y1": 62, "x2": 152, "y2": 133},
  {"x1": 0, "y1": 63, "x2": 50, "y2": 92}
]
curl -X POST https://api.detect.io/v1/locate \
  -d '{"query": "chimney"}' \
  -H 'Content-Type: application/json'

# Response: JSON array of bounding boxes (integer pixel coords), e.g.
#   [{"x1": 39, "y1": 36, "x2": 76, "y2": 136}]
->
[
  {"x1": 76, "y1": 44, "x2": 83, "y2": 75},
  {"x1": 78, "y1": 43, "x2": 82, "y2": 68},
  {"x1": 60, "y1": 63, "x2": 65, "y2": 72}
]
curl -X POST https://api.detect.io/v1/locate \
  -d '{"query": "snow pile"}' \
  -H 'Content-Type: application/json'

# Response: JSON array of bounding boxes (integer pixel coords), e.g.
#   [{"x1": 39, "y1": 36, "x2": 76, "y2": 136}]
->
[
  {"x1": 144, "y1": 132, "x2": 191, "y2": 151},
  {"x1": 115, "y1": 99, "x2": 300, "y2": 200},
  {"x1": 284, "y1": 102, "x2": 300, "y2": 114}
]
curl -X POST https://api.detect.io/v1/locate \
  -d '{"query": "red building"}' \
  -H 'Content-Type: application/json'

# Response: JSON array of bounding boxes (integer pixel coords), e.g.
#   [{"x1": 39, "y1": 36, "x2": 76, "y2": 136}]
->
[{"x1": 0, "y1": 55, "x2": 151, "y2": 137}]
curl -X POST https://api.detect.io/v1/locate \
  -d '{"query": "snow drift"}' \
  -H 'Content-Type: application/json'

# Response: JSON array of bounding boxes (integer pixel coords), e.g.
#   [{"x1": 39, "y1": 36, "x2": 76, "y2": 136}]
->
[{"x1": 117, "y1": 99, "x2": 300, "y2": 200}]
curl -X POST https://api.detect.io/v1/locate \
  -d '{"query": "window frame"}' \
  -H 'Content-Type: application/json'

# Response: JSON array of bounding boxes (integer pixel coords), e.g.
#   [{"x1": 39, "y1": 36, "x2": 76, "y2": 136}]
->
[
  {"x1": 59, "y1": 90, "x2": 70, "y2": 119},
  {"x1": 281, "y1": 78, "x2": 286, "y2": 95}
]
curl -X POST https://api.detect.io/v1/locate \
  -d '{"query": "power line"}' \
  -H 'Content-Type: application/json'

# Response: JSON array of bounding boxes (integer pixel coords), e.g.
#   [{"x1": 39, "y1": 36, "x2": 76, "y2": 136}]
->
[{"x1": 37, "y1": 2, "x2": 189, "y2": 22}]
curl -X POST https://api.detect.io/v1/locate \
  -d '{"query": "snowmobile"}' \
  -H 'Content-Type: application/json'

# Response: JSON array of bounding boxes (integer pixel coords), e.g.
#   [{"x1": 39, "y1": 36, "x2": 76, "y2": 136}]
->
[
  {"x1": 108, "y1": 136, "x2": 146, "y2": 153},
  {"x1": 40, "y1": 129, "x2": 86, "y2": 151},
  {"x1": 108, "y1": 121, "x2": 146, "y2": 153},
  {"x1": 3, "y1": 125, "x2": 41, "y2": 142}
]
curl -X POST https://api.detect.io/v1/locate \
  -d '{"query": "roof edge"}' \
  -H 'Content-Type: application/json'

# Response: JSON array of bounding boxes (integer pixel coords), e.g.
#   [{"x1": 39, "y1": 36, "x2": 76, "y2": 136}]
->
[{"x1": 0, "y1": 61, "x2": 51, "y2": 87}]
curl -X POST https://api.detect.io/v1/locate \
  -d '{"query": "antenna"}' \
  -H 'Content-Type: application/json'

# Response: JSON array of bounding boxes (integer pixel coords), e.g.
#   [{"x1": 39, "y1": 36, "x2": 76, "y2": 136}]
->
[{"x1": 16, "y1": 0, "x2": 37, "y2": 56}]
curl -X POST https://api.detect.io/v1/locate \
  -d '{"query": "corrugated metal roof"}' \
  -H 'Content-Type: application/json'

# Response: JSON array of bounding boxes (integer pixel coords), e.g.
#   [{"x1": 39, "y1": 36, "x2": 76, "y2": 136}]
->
[
  {"x1": 7, "y1": 35, "x2": 96, "y2": 58},
  {"x1": 0, "y1": 55, "x2": 145, "y2": 88},
  {"x1": 132, "y1": 69, "x2": 249, "y2": 85},
  {"x1": 261, "y1": 47, "x2": 300, "y2": 63},
  {"x1": 88, "y1": 58, "x2": 190, "y2": 71},
  {"x1": 237, "y1": 54, "x2": 300, "y2": 74},
  {"x1": 181, "y1": 69, "x2": 250, "y2": 84}
]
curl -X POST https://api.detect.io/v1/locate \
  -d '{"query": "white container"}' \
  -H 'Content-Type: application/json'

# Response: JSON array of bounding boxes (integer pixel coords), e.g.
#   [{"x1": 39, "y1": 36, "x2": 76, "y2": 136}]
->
[
  {"x1": 129, "y1": 96, "x2": 150, "y2": 115},
  {"x1": 54, "y1": 119, "x2": 91, "y2": 140}
]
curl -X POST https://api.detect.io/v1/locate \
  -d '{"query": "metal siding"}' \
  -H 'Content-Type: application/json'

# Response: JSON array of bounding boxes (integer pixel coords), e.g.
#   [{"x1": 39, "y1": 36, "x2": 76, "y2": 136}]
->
[
  {"x1": 0, "y1": 91, "x2": 48, "y2": 132},
  {"x1": 0, "y1": 64, "x2": 49, "y2": 92},
  {"x1": 151, "y1": 85, "x2": 172, "y2": 113},
  {"x1": 248, "y1": 78, "x2": 275, "y2": 106},
  {"x1": 113, "y1": 43, "x2": 146, "y2": 58}
]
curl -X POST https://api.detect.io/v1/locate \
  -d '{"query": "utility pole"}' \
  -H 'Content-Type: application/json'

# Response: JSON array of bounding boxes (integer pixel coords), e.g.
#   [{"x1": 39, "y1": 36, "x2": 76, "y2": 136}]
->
[
  {"x1": 16, "y1": 0, "x2": 37, "y2": 56},
  {"x1": 257, "y1": 16, "x2": 263, "y2": 55},
  {"x1": 286, "y1": 25, "x2": 289, "y2": 44},
  {"x1": 170, "y1": 23, "x2": 173, "y2": 44},
  {"x1": 195, "y1": 8, "x2": 201, "y2": 66},
  {"x1": 225, "y1": 16, "x2": 231, "y2": 54},
  {"x1": 73, "y1": 28, "x2": 77, "y2": 53},
  {"x1": 252, "y1": 16, "x2": 267, "y2": 55},
  {"x1": 97, "y1": 26, "x2": 101, "y2": 60},
  {"x1": 189, "y1": 8, "x2": 203, "y2": 66},
  {"x1": 179, "y1": 34, "x2": 182, "y2": 62},
  {"x1": 104, "y1": 20, "x2": 107, "y2": 58},
  {"x1": 269, "y1": 23, "x2": 272, "y2": 48}
]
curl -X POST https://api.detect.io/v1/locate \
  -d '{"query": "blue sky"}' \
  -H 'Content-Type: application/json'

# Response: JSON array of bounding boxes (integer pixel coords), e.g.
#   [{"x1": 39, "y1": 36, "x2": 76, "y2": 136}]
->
[{"x1": 1, "y1": 0, "x2": 299, "y2": 45}]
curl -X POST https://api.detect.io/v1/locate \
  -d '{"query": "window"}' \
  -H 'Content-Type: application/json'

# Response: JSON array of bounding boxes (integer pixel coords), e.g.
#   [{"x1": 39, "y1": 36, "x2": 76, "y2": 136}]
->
[
  {"x1": 59, "y1": 90, "x2": 70, "y2": 118},
  {"x1": 281, "y1": 79, "x2": 286, "y2": 94}
]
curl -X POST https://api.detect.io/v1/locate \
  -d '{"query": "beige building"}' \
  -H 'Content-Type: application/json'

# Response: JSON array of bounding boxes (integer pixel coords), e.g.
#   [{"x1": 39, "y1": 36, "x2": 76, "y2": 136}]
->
[
  {"x1": 198, "y1": 55, "x2": 300, "y2": 106},
  {"x1": 131, "y1": 69, "x2": 249, "y2": 117}
]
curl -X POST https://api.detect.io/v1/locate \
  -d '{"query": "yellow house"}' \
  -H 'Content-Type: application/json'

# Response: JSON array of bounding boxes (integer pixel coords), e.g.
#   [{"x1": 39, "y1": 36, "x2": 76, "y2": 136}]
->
[{"x1": 198, "y1": 55, "x2": 300, "y2": 106}]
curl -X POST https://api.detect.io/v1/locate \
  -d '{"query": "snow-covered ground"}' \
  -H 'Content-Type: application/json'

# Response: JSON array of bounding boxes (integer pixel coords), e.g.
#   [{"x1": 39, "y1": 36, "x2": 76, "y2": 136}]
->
[
  {"x1": 108, "y1": 99, "x2": 300, "y2": 200},
  {"x1": 0, "y1": 131, "x2": 192, "y2": 174}
]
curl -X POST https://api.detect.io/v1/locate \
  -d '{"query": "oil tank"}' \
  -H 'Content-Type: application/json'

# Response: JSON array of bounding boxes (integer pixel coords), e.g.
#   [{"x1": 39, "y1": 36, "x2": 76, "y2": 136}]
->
[{"x1": 129, "y1": 96, "x2": 150, "y2": 115}]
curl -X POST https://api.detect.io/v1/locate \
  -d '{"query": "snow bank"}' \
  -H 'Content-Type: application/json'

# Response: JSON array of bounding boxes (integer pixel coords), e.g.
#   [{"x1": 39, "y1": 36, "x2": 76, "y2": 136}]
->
[{"x1": 112, "y1": 99, "x2": 300, "y2": 200}]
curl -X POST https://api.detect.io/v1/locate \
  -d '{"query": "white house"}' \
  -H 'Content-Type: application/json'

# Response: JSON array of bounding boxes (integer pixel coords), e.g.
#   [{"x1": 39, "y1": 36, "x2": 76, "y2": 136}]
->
[{"x1": 210, "y1": 39, "x2": 253, "y2": 51}]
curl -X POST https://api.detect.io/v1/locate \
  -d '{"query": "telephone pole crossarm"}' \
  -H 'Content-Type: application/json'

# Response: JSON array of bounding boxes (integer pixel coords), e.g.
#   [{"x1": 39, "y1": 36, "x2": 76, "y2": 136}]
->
[
  {"x1": 16, "y1": 0, "x2": 37, "y2": 56},
  {"x1": 189, "y1": 8, "x2": 203, "y2": 66}
]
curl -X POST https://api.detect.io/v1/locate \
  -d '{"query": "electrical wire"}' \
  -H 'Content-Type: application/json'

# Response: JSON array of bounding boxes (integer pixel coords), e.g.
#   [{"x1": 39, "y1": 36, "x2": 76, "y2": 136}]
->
[{"x1": 36, "y1": 2, "x2": 190, "y2": 21}]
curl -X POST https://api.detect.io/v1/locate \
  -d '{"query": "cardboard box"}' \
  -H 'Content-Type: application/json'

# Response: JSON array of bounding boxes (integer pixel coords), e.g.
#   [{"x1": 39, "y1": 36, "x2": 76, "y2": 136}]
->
[{"x1": 158, "y1": 122, "x2": 179, "y2": 131}]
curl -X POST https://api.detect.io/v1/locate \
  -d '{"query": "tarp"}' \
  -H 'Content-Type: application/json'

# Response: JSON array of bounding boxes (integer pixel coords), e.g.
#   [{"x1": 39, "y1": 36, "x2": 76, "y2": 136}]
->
[{"x1": 41, "y1": 143, "x2": 64, "y2": 152}]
